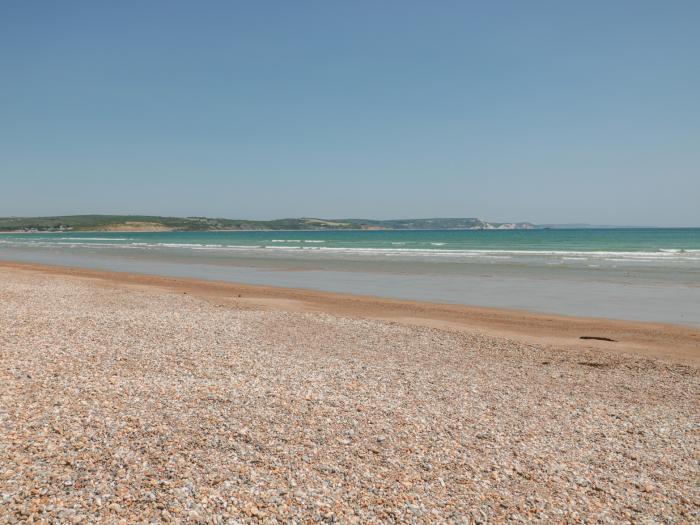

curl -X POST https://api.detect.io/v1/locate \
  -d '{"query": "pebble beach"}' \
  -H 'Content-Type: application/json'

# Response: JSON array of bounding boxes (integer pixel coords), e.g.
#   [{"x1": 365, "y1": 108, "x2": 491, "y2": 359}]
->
[{"x1": 1, "y1": 266, "x2": 698, "y2": 523}]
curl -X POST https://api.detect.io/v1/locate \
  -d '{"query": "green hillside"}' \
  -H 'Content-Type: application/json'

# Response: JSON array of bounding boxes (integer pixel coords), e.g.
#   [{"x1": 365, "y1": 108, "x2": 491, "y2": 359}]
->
[{"x1": 0, "y1": 215, "x2": 355, "y2": 232}]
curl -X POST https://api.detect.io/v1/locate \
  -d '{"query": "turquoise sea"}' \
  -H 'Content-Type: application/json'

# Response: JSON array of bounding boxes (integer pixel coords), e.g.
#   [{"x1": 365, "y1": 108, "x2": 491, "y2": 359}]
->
[
  {"x1": 2, "y1": 228, "x2": 699, "y2": 325},
  {"x1": 2, "y1": 227, "x2": 700, "y2": 260}
]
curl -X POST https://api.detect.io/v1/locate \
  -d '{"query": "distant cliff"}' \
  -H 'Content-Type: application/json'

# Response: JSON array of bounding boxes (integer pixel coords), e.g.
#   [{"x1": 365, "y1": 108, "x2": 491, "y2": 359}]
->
[
  {"x1": 336, "y1": 218, "x2": 537, "y2": 230},
  {"x1": 0, "y1": 215, "x2": 539, "y2": 232}
]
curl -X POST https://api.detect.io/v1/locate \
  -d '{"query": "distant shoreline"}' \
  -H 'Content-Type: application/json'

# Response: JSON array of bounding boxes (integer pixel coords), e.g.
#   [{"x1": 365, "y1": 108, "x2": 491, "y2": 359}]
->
[
  {"x1": 2, "y1": 226, "x2": 695, "y2": 234},
  {"x1": 3, "y1": 213, "x2": 692, "y2": 232},
  {"x1": 0, "y1": 214, "x2": 538, "y2": 232}
]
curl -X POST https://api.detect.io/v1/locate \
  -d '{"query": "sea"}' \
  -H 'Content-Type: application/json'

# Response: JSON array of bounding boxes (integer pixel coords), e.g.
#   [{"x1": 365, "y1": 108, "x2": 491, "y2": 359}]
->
[{"x1": 1, "y1": 228, "x2": 699, "y2": 325}]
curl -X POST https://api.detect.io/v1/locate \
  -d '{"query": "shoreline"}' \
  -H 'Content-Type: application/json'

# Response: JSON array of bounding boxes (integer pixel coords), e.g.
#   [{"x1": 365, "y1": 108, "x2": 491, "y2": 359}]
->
[{"x1": 2, "y1": 259, "x2": 698, "y2": 365}]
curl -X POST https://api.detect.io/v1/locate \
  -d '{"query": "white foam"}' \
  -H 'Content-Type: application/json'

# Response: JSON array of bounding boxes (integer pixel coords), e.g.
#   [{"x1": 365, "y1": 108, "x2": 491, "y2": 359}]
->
[
  {"x1": 3, "y1": 237, "x2": 700, "y2": 266},
  {"x1": 155, "y1": 243, "x2": 207, "y2": 248},
  {"x1": 59, "y1": 237, "x2": 128, "y2": 241}
]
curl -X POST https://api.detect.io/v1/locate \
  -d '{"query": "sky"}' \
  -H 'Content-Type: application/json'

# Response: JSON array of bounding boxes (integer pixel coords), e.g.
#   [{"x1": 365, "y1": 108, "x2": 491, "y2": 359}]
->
[{"x1": 1, "y1": 1, "x2": 699, "y2": 226}]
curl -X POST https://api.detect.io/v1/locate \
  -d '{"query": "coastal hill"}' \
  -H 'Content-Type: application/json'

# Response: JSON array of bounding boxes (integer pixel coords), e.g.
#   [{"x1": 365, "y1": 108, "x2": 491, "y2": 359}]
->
[{"x1": 0, "y1": 215, "x2": 537, "y2": 232}]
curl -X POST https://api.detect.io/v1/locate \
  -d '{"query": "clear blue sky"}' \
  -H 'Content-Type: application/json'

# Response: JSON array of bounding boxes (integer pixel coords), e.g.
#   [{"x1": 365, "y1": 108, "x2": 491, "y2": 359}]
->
[{"x1": 1, "y1": 1, "x2": 698, "y2": 225}]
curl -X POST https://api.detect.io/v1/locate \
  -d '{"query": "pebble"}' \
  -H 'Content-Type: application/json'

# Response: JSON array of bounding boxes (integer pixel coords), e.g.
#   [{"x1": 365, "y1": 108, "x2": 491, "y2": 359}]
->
[{"x1": 0, "y1": 268, "x2": 698, "y2": 523}]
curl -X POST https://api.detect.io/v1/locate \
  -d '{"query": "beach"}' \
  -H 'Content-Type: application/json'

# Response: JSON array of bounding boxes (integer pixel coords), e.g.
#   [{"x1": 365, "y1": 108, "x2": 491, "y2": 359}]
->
[
  {"x1": 5, "y1": 0, "x2": 700, "y2": 521},
  {"x1": 1, "y1": 262, "x2": 698, "y2": 523}
]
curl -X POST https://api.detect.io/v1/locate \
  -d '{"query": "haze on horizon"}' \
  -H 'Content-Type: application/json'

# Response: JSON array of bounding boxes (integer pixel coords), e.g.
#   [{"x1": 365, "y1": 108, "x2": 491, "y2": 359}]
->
[{"x1": 1, "y1": 2, "x2": 699, "y2": 227}]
